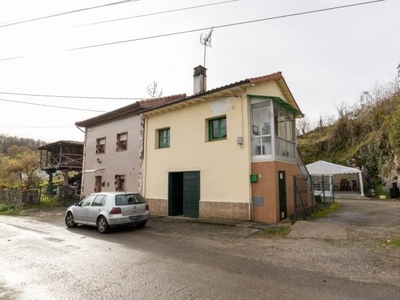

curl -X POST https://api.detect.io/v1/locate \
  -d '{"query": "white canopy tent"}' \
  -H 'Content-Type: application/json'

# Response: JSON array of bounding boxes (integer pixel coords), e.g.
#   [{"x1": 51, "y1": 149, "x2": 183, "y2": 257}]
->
[{"x1": 306, "y1": 160, "x2": 364, "y2": 197}]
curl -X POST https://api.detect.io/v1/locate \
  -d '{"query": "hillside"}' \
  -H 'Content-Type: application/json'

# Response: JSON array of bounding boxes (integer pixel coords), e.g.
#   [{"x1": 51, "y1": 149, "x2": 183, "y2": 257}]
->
[
  {"x1": 298, "y1": 79, "x2": 400, "y2": 184},
  {"x1": 0, "y1": 134, "x2": 46, "y2": 154}
]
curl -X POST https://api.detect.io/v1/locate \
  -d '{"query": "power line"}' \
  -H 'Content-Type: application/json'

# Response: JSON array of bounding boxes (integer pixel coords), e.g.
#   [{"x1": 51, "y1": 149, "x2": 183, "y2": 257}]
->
[
  {"x1": 0, "y1": 0, "x2": 137, "y2": 29},
  {"x1": 0, "y1": 56, "x2": 26, "y2": 62},
  {"x1": 0, "y1": 98, "x2": 107, "y2": 112},
  {"x1": 0, "y1": 125, "x2": 73, "y2": 128},
  {"x1": 0, "y1": 91, "x2": 145, "y2": 100},
  {"x1": 76, "y1": 0, "x2": 239, "y2": 28},
  {"x1": 71, "y1": 0, "x2": 385, "y2": 51}
]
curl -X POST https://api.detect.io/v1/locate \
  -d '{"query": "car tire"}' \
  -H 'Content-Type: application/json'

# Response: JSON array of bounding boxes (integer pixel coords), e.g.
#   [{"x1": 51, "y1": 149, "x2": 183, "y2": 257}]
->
[
  {"x1": 97, "y1": 216, "x2": 109, "y2": 234},
  {"x1": 65, "y1": 212, "x2": 77, "y2": 228},
  {"x1": 136, "y1": 221, "x2": 147, "y2": 228}
]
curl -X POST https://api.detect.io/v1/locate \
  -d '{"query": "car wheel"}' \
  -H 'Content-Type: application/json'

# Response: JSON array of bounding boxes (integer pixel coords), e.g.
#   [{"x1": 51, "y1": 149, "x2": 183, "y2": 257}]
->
[
  {"x1": 65, "y1": 212, "x2": 77, "y2": 228},
  {"x1": 136, "y1": 221, "x2": 147, "y2": 228},
  {"x1": 97, "y1": 216, "x2": 109, "y2": 234}
]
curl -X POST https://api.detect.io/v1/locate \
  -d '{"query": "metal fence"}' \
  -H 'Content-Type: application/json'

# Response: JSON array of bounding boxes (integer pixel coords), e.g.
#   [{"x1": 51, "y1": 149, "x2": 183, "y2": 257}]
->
[
  {"x1": 293, "y1": 175, "x2": 314, "y2": 221},
  {"x1": 0, "y1": 188, "x2": 78, "y2": 208},
  {"x1": 38, "y1": 187, "x2": 78, "y2": 207}
]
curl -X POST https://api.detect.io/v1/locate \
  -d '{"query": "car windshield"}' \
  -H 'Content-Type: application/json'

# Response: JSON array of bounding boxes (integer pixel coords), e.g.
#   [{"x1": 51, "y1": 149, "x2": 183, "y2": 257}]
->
[{"x1": 115, "y1": 194, "x2": 146, "y2": 206}]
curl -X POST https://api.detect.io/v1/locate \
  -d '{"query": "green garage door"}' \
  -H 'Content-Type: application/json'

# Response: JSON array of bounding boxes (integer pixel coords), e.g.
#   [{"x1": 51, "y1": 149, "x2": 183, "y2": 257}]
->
[{"x1": 183, "y1": 171, "x2": 200, "y2": 218}]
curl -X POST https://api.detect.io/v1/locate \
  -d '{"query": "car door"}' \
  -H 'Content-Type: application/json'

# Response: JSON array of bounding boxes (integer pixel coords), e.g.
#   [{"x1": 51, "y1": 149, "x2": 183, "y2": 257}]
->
[
  {"x1": 87, "y1": 194, "x2": 107, "y2": 225},
  {"x1": 74, "y1": 194, "x2": 96, "y2": 223}
]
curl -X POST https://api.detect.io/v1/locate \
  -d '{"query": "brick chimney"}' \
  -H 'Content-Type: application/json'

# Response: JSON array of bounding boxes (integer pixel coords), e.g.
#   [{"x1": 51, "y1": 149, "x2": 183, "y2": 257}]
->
[{"x1": 193, "y1": 65, "x2": 207, "y2": 94}]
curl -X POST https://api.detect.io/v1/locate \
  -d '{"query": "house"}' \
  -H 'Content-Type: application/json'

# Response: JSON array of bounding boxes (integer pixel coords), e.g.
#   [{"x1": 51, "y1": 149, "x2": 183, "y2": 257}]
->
[
  {"x1": 141, "y1": 66, "x2": 312, "y2": 223},
  {"x1": 75, "y1": 95, "x2": 186, "y2": 196},
  {"x1": 38, "y1": 140, "x2": 84, "y2": 196}
]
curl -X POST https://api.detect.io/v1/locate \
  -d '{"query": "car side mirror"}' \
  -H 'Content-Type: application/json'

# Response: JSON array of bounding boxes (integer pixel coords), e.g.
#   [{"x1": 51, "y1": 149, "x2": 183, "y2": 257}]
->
[{"x1": 74, "y1": 202, "x2": 80, "y2": 206}]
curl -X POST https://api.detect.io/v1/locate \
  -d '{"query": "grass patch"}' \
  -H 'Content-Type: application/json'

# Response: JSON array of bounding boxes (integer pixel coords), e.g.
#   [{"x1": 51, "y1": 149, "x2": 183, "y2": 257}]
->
[
  {"x1": 0, "y1": 204, "x2": 39, "y2": 216},
  {"x1": 0, "y1": 204, "x2": 24, "y2": 215},
  {"x1": 262, "y1": 226, "x2": 291, "y2": 237},
  {"x1": 384, "y1": 238, "x2": 400, "y2": 246},
  {"x1": 312, "y1": 202, "x2": 340, "y2": 218}
]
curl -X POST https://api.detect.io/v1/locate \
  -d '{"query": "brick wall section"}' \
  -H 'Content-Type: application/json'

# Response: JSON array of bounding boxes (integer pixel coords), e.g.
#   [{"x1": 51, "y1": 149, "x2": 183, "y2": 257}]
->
[{"x1": 251, "y1": 161, "x2": 300, "y2": 224}]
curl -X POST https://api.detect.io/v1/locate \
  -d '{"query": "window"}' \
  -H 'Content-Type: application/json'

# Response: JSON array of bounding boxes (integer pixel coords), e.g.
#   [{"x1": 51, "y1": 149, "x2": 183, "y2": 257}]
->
[
  {"x1": 116, "y1": 132, "x2": 128, "y2": 151},
  {"x1": 96, "y1": 137, "x2": 106, "y2": 154},
  {"x1": 251, "y1": 100, "x2": 272, "y2": 156},
  {"x1": 81, "y1": 194, "x2": 96, "y2": 206},
  {"x1": 250, "y1": 97, "x2": 296, "y2": 159},
  {"x1": 115, "y1": 175, "x2": 125, "y2": 191},
  {"x1": 92, "y1": 195, "x2": 106, "y2": 207},
  {"x1": 158, "y1": 128, "x2": 170, "y2": 148},
  {"x1": 115, "y1": 194, "x2": 146, "y2": 206},
  {"x1": 208, "y1": 117, "x2": 227, "y2": 141}
]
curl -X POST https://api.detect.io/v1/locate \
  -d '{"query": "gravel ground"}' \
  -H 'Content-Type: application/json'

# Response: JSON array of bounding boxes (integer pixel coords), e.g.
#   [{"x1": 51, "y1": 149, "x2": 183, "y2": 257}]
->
[{"x1": 148, "y1": 199, "x2": 400, "y2": 287}]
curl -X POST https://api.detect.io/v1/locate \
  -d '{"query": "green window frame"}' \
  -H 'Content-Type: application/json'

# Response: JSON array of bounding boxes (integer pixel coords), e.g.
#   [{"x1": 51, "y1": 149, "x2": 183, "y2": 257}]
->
[
  {"x1": 208, "y1": 117, "x2": 227, "y2": 141},
  {"x1": 158, "y1": 128, "x2": 170, "y2": 148}
]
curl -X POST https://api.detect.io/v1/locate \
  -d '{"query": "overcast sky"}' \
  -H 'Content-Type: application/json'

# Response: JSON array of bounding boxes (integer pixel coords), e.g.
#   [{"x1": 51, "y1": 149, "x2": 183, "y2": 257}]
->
[{"x1": 0, "y1": 0, "x2": 398, "y2": 143}]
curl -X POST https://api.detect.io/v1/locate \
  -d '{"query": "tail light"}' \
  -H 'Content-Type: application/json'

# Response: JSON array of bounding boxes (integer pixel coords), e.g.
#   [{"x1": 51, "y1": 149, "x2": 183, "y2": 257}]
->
[
  {"x1": 146, "y1": 204, "x2": 149, "y2": 211},
  {"x1": 109, "y1": 207, "x2": 121, "y2": 214}
]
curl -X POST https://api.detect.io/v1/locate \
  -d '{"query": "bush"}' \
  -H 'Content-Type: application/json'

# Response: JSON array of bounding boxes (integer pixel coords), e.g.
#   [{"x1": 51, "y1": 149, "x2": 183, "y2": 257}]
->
[{"x1": 0, "y1": 204, "x2": 12, "y2": 213}]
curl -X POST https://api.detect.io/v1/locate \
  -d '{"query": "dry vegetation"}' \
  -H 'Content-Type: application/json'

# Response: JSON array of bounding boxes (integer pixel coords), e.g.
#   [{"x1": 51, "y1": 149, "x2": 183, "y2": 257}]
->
[{"x1": 298, "y1": 77, "x2": 400, "y2": 182}]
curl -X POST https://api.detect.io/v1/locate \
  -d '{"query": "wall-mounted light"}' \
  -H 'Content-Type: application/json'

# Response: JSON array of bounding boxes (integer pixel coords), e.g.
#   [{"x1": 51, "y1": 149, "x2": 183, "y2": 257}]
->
[{"x1": 97, "y1": 158, "x2": 101, "y2": 164}]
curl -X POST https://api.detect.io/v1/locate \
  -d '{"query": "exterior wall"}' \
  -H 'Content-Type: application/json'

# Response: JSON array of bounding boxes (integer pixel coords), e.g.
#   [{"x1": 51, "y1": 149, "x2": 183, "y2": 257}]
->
[
  {"x1": 247, "y1": 81, "x2": 286, "y2": 99},
  {"x1": 143, "y1": 78, "x2": 303, "y2": 222},
  {"x1": 143, "y1": 94, "x2": 252, "y2": 220},
  {"x1": 251, "y1": 161, "x2": 301, "y2": 223},
  {"x1": 146, "y1": 198, "x2": 168, "y2": 215},
  {"x1": 81, "y1": 115, "x2": 141, "y2": 196}
]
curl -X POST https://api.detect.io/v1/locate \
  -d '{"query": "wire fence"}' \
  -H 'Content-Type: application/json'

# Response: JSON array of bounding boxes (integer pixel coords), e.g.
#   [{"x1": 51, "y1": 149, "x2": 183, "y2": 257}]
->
[{"x1": 0, "y1": 188, "x2": 79, "y2": 208}]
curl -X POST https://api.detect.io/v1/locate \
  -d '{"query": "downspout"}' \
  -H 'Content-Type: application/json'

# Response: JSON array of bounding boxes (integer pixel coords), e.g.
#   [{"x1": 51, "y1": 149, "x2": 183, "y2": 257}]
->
[
  {"x1": 76, "y1": 125, "x2": 86, "y2": 196},
  {"x1": 142, "y1": 116, "x2": 148, "y2": 198},
  {"x1": 241, "y1": 95, "x2": 251, "y2": 221}
]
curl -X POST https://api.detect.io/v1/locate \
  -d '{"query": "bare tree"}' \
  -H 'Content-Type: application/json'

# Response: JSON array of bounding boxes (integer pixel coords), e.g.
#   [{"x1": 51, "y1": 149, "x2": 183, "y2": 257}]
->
[
  {"x1": 146, "y1": 81, "x2": 163, "y2": 98},
  {"x1": 296, "y1": 117, "x2": 311, "y2": 136}
]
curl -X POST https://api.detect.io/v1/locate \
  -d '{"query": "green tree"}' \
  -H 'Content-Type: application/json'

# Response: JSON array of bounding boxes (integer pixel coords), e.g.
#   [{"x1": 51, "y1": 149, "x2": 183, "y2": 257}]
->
[
  {"x1": 1, "y1": 147, "x2": 41, "y2": 188},
  {"x1": 358, "y1": 142, "x2": 381, "y2": 179}
]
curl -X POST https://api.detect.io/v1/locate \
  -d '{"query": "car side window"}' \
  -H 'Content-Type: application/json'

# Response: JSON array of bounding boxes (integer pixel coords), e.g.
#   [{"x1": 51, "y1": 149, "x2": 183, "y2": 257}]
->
[
  {"x1": 81, "y1": 195, "x2": 96, "y2": 206},
  {"x1": 92, "y1": 195, "x2": 106, "y2": 207}
]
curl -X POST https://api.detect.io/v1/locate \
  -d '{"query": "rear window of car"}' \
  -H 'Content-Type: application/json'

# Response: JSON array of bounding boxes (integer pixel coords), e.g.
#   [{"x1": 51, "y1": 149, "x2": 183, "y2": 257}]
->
[{"x1": 115, "y1": 194, "x2": 147, "y2": 206}]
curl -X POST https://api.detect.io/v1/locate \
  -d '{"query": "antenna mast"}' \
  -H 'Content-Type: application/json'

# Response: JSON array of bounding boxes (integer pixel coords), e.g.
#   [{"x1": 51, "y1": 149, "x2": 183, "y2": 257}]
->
[{"x1": 200, "y1": 27, "x2": 213, "y2": 68}]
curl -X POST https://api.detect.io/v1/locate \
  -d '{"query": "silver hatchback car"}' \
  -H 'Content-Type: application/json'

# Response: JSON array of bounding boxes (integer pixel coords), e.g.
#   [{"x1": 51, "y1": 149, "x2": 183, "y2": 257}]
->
[{"x1": 65, "y1": 192, "x2": 150, "y2": 233}]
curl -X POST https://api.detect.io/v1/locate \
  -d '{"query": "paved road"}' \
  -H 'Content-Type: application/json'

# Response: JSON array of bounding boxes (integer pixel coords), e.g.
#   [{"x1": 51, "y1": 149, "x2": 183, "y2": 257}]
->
[{"x1": 0, "y1": 200, "x2": 400, "y2": 299}]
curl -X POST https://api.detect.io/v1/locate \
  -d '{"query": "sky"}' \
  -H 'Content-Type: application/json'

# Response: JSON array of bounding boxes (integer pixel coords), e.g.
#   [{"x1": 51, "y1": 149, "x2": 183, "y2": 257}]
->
[{"x1": 0, "y1": 0, "x2": 398, "y2": 143}]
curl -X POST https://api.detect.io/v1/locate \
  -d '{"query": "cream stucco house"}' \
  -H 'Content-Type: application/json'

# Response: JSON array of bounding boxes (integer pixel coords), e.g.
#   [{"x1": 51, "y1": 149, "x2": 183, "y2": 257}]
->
[
  {"x1": 75, "y1": 95, "x2": 185, "y2": 196},
  {"x1": 141, "y1": 66, "x2": 312, "y2": 224}
]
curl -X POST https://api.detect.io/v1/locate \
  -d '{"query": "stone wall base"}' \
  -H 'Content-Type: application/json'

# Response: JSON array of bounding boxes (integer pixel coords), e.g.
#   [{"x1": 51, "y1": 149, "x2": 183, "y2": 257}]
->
[
  {"x1": 146, "y1": 198, "x2": 168, "y2": 216},
  {"x1": 147, "y1": 198, "x2": 250, "y2": 221},
  {"x1": 200, "y1": 201, "x2": 250, "y2": 221}
]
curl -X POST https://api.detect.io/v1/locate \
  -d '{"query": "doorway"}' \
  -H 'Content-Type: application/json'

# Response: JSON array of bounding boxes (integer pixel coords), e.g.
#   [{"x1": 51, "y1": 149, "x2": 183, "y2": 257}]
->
[
  {"x1": 168, "y1": 171, "x2": 200, "y2": 218},
  {"x1": 278, "y1": 171, "x2": 287, "y2": 220},
  {"x1": 95, "y1": 176, "x2": 102, "y2": 193}
]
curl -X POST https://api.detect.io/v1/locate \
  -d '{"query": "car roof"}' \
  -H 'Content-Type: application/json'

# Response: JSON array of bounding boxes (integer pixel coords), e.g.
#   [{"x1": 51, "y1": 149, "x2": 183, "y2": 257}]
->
[{"x1": 90, "y1": 192, "x2": 141, "y2": 196}]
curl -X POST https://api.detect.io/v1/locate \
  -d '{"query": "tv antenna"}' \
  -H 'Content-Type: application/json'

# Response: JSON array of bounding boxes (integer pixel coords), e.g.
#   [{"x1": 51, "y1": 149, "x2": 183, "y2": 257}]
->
[{"x1": 200, "y1": 27, "x2": 213, "y2": 68}]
